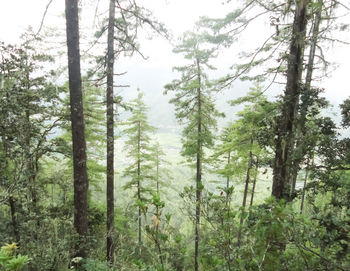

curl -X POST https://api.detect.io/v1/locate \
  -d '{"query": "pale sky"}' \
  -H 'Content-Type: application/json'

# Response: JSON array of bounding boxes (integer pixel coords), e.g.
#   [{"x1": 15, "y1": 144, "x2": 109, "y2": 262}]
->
[{"x1": 0, "y1": 0, "x2": 349, "y2": 115}]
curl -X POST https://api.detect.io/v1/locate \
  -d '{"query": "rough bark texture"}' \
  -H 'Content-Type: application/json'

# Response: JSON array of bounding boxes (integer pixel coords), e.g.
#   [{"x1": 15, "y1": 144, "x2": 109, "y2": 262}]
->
[
  {"x1": 290, "y1": 0, "x2": 322, "y2": 194},
  {"x1": 272, "y1": 0, "x2": 309, "y2": 201},
  {"x1": 194, "y1": 57, "x2": 202, "y2": 271},
  {"x1": 106, "y1": 0, "x2": 115, "y2": 264},
  {"x1": 65, "y1": 0, "x2": 89, "y2": 258}
]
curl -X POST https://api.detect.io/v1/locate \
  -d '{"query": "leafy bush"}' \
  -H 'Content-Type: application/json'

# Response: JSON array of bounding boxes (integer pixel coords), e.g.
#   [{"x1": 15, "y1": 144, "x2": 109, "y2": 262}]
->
[{"x1": 0, "y1": 243, "x2": 30, "y2": 271}]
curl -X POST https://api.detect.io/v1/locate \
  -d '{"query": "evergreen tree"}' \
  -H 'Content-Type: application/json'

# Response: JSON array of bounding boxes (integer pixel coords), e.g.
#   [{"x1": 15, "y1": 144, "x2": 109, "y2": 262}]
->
[
  {"x1": 122, "y1": 91, "x2": 156, "y2": 256},
  {"x1": 106, "y1": 0, "x2": 116, "y2": 264},
  {"x1": 89, "y1": 1, "x2": 168, "y2": 263},
  {"x1": 164, "y1": 31, "x2": 222, "y2": 271},
  {"x1": 146, "y1": 141, "x2": 171, "y2": 268},
  {"x1": 65, "y1": 0, "x2": 89, "y2": 260}
]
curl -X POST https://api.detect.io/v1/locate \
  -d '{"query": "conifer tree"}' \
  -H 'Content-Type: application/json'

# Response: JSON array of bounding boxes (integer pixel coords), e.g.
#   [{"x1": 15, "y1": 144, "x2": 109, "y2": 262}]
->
[
  {"x1": 106, "y1": 0, "x2": 115, "y2": 264},
  {"x1": 122, "y1": 91, "x2": 156, "y2": 256},
  {"x1": 164, "y1": 31, "x2": 222, "y2": 271},
  {"x1": 272, "y1": 0, "x2": 310, "y2": 201},
  {"x1": 146, "y1": 141, "x2": 170, "y2": 268},
  {"x1": 65, "y1": 0, "x2": 89, "y2": 259}
]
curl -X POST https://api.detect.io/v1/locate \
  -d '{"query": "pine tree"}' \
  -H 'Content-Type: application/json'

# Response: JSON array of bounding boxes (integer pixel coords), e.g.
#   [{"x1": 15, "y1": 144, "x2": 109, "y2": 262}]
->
[
  {"x1": 272, "y1": 0, "x2": 310, "y2": 201},
  {"x1": 65, "y1": 0, "x2": 89, "y2": 259},
  {"x1": 147, "y1": 141, "x2": 170, "y2": 268},
  {"x1": 106, "y1": 0, "x2": 116, "y2": 264},
  {"x1": 164, "y1": 31, "x2": 222, "y2": 271},
  {"x1": 122, "y1": 91, "x2": 156, "y2": 256}
]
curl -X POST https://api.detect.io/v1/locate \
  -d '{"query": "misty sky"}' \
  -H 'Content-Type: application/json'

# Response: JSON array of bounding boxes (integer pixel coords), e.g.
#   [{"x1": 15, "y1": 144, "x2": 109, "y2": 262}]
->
[{"x1": 1, "y1": 0, "x2": 349, "y2": 124}]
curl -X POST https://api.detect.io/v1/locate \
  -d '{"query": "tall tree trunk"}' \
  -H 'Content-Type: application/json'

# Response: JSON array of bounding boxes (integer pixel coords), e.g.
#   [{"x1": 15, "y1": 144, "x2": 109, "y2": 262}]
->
[
  {"x1": 23, "y1": 59, "x2": 38, "y2": 208},
  {"x1": 194, "y1": 57, "x2": 202, "y2": 271},
  {"x1": 226, "y1": 151, "x2": 232, "y2": 271},
  {"x1": 156, "y1": 153, "x2": 160, "y2": 232},
  {"x1": 9, "y1": 196, "x2": 20, "y2": 243},
  {"x1": 65, "y1": 0, "x2": 89, "y2": 259},
  {"x1": 250, "y1": 157, "x2": 259, "y2": 207},
  {"x1": 238, "y1": 137, "x2": 253, "y2": 247},
  {"x1": 291, "y1": 0, "x2": 322, "y2": 195},
  {"x1": 137, "y1": 120, "x2": 142, "y2": 255},
  {"x1": 272, "y1": 0, "x2": 309, "y2": 201},
  {"x1": 300, "y1": 160, "x2": 309, "y2": 214},
  {"x1": 226, "y1": 152, "x2": 231, "y2": 206},
  {"x1": 106, "y1": 0, "x2": 115, "y2": 265}
]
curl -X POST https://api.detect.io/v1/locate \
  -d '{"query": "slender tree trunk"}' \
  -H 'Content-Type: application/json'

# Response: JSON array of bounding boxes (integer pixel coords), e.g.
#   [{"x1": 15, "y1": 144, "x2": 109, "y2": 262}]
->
[
  {"x1": 106, "y1": 0, "x2": 115, "y2": 265},
  {"x1": 194, "y1": 57, "x2": 202, "y2": 271},
  {"x1": 226, "y1": 152, "x2": 231, "y2": 206},
  {"x1": 9, "y1": 196, "x2": 20, "y2": 243},
  {"x1": 65, "y1": 0, "x2": 89, "y2": 259},
  {"x1": 291, "y1": 0, "x2": 322, "y2": 195},
  {"x1": 154, "y1": 154, "x2": 164, "y2": 267},
  {"x1": 156, "y1": 154, "x2": 160, "y2": 232},
  {"x1": 300, "y1": 157, "x2": 312, "y2": 214},
  {"x1": 226, "y1": 151, "x2": 232, "y2": 271},
  {"x1": 238, "y1": 137, "x2": 253, "y2": 247},
  {"x1": 250, "y1": 157, "x2": 259, "y2": 207},
  {"x1": 25, "y1": 109, "x2": 37, "y2": 206},
  {"x1": 137, "y1": 120, "x2": 142, "y2": 255},
  {"x1": 304, "y1": 0, "x2": 322, "y2": 91},
  {"x1": 272, "y1": 0, "x2": 309, "y2": 201}
]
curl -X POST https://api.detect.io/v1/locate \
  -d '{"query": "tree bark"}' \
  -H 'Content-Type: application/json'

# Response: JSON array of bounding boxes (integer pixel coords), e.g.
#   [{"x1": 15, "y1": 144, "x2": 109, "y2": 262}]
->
[
  {"x1": 226, "y1": 151, "x2": 232, "y2": 271},
  {"x1": 250, "y1": 157, "x2": 259, "y2": 207},
  {"x1": 290, "y1": 0, "x2": 322, "y2": 195},
  {"x1": 106, "y1": 0, "x2": 115, "y2": 265},
  {"x1": 137, "y1": 120, "x2": 142, "y2": 255},
  {"x1": 272, "y1": 0, "x2": 309, "y2": 201},
  {"x1": 65, "y1": 0, "x2": 89, "y2": 259},
  {"x1": 226, "y1": 152, "x2": 231, "y2": 206},
  {"x1": 194, "y1": 57, "x2": 202, "y2": 271},
  {"x1": 238, "y1": 137, "x2": 253, "y2": 247},
  {"x1": 300, "y1": 159, "x2": 309, "y2": 214},
  {"x1": 9, "y1": 196, "x2": 20, "y2": 243},
  {"x1": 156, "y1": 151, "x2": 160, "y2": 232}
]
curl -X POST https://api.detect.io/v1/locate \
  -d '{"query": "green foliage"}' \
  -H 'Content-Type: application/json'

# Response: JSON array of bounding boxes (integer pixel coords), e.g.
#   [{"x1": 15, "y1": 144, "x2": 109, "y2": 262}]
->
[
  {"x1": 165, "y1": 31, "x2": 222, "y2": 164},
  {"x1": 80, "y1": 258, "x2": 111, "y2": 271},
  {"x1": 122, "y1": 90, "x2": 157, "y2": 202},
  {"x1": 340, "y1": 97, "x2": 350, "y2": 127},
  {"x1": 1, "y1": 2, "x2": 349, "y2": 270},
  {"x1": 0, "y1": 243, "x2": 30, "y2": 271}
]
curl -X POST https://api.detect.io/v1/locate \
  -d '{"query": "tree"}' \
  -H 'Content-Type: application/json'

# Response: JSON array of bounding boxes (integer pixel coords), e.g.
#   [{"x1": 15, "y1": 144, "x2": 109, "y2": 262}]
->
[
  {"x1": 106, "y1": 0, "x2": 116, "y2": 265},
  {"x1": 88, "y1": 1, "x2": 168, "y2": 263},
  {"x1": 65, "y1": 0, "x2": 89, "y2": 259},
  {"x1": 198, "y1": 0, "x2": 345, "y2": 201},
  {"x1": 229, "y1": 88, "x2": 275, "y2": 246},
  {"x1": 122, "y1": 91, "x2": 156, "y2": 256},
  {"x1": 146, "y1": 141, "x2": 171, "y2": 268},
  {"x1": 272, "y1": 0, "x2": 310, "y2": 201},
  {"x1": 164, "y1": 31, "x2": 222, "y2": 271}
]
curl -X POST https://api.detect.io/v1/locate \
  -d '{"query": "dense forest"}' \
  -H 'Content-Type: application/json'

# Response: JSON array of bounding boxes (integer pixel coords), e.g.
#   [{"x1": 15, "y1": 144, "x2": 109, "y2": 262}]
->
[{"x1": 0, "y1": 0, "x2": 349, "y2": 270}]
